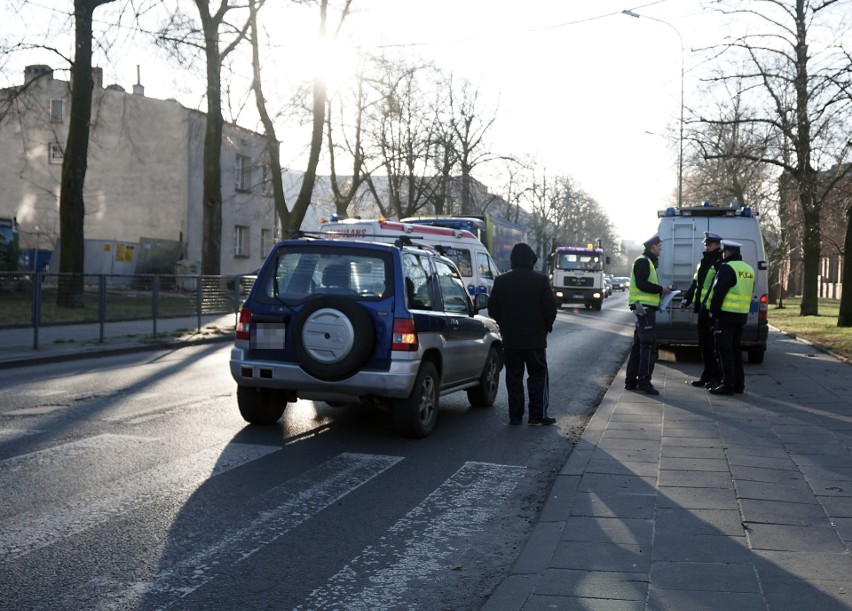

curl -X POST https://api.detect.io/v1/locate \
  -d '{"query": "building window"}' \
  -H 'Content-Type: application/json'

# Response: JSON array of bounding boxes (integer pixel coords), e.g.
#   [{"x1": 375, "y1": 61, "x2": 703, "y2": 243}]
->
[
  {"x1": 48, "y1": 143, "x2": 64, "y2": 164},
  {"x1": 235, "y1": 225, "x2": 250, "y2": 258},
  {"x1": 50, "y1": 99, "x2": 64, "y2": 123},
  {"x1": 260, "y1": 228, "x2": 273, "y2": 257},
  {"x1": 235, "y1": 155, "x2": 250, "y2": 192}
]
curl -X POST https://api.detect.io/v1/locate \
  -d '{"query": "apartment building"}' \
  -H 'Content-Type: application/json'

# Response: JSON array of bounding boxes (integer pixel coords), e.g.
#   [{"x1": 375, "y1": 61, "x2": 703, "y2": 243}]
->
[{"x1": 0, "y1": 65, "x2": 276, "y2": 276}]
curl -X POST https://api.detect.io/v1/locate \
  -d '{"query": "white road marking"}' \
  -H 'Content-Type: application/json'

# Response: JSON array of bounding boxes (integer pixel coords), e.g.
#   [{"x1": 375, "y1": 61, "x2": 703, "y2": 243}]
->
[
  {"x1": 92, "y1": 452, "x2": 403, "y2": 610},
  {"x1": 0, "y1": 435, "x2": 278, "y2": 559},
  {"x1": 298, "y1": 461, "x2": 527, "y2": 610},
  {"x1": 0, "y1": 428, "x2": 43, "y2": 442},
  {"x1": 2, "y1": 405, "x2": 67, "y2": 416}
]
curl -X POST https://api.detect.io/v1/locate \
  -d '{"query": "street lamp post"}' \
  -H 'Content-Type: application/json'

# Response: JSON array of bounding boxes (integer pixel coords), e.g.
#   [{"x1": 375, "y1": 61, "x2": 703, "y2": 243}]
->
[{"x1": 623, "y1": 9, "x2": 684, "y2": 209}]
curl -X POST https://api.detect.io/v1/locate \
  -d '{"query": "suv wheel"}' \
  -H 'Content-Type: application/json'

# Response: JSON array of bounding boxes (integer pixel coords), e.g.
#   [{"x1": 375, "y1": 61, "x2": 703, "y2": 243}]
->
[
  {"x1": 237, "y1": 386, "x2": 286, "y2": 424},
  {"x1": 467, "y1": 347, "x2": 500, "y2": 407},
  {"x1": 292, "y1": 296, "x2": 375, "y2": 380},
  {"x1": 394, "y1": 361, "x2": 439, "y2": 438}
]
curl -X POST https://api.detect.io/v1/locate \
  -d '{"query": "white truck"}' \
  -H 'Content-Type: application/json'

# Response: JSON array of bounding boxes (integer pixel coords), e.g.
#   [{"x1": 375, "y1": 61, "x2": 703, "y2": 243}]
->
[
  {"x1": 318, "y1": 217, "x2": 500, "y2": 296},
  {"x1": 547, "y1": 245, "x2": 609, "y2": 310},
  {"x1": 654, "y1": 204, "x2": 769, "y2": 363}
]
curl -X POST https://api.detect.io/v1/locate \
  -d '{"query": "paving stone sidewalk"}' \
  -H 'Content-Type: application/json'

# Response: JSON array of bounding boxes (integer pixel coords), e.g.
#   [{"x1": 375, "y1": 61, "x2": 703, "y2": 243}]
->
[{"x1": 485, "y1": 329, "x2": 852, "y2": 611}]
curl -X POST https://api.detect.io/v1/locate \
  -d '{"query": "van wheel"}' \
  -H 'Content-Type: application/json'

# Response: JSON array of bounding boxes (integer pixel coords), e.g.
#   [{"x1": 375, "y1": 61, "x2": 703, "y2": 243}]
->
[
  {"x1": 467, "y1": 348, "x2": 500, "y2": 407},
  {"x1": 237, "y1": 386, "x2": 286, "y2": 424},
  {"x1": 292, "y1": 296, "x2": 375, "y2": 380},
  {"x1": 394, "y1": 361, "x2": 439, "y2": 438},
  {"x1": 748, "y1": 347, "x2": 765, "y2": 364},
  {"x1": 593, "y1": 300, "x2": 602, "y2": 311}
]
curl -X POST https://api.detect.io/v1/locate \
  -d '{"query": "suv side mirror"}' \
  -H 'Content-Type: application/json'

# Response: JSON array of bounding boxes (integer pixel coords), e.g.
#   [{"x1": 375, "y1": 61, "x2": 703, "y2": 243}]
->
[{"x1": 473, "y1": 292, "x2": 489, "y2": 312}]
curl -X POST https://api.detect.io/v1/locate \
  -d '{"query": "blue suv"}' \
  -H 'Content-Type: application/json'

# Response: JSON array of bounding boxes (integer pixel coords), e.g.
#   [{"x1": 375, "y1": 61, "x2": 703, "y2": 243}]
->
[{"x1": 229, "y1": 237, "x2": 502, "y2": 437}]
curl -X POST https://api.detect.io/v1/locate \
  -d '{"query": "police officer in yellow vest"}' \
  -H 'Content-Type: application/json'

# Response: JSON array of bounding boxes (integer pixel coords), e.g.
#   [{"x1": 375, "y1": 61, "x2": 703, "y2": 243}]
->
[
  {"x1": 626, "y1": 233, "x2": 672, "y2": 395},
  {"x1": 707, "y1": 240, "x2": 755, "y2": 395},
  {"x1": 680, "y1": 232, "x2": 724, "y2": 387}
]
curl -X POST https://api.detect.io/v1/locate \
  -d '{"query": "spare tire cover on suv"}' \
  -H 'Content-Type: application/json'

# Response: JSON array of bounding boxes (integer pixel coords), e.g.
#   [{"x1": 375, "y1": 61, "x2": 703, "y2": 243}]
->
[{"x1": 291, "y1": 295, "x2": 375, "y2": 380}]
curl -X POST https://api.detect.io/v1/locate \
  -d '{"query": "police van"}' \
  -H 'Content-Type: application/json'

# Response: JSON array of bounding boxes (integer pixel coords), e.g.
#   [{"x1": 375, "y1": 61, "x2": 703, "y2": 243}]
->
[
  {"x1": 319, "y1": 217, "x2": 500, "y2": 295},
  {"x1": 655, "y1": 204, "x2": 769, "y2": 363}
]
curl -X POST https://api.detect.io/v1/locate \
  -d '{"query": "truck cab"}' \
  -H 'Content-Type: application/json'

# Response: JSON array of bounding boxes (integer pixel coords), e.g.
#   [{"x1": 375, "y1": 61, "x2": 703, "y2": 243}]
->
[
  {"x1": 547, "y1": 246, "x2": 609, "y2": 311},
  {"x1": 655, "y1": 204, "x2": 769, "y2": 363}
]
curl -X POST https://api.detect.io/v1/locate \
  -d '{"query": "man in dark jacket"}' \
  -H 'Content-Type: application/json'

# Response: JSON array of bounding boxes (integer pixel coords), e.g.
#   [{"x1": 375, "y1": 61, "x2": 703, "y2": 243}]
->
[
  {"x1": 488, "y1": 243, "x2": 558, "y2": 426},
  {"x1": 680, "y1": 232, "x2": 724, "y2": 387},
  {"x1": 708, "y1": 240, "x2": 755, "y2": 395},
  {"x1": 625, "y1": 233, "x2": 672, "y2": 395}
]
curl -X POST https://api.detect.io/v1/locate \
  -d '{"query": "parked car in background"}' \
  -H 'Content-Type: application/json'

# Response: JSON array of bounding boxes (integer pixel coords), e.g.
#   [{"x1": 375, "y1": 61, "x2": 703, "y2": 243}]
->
[
  {"x1": 612, "y1": 277, "x2": 630, "y2": 291},
  {"x1": 229, "y1": 236, "x2": 503, "y2": 438}
]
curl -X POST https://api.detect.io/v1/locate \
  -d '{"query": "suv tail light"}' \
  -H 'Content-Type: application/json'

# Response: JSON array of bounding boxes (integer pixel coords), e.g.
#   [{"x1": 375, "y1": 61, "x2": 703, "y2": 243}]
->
[
  {"x1": 392, "y1": 317, "x2": 418, "y2": 351},
  {"x1": 236, "y1": 308, "x2": 252, "y2": 340},
  {"x1": 758, "y1": 294, "x2": 768, "y2": 321}
]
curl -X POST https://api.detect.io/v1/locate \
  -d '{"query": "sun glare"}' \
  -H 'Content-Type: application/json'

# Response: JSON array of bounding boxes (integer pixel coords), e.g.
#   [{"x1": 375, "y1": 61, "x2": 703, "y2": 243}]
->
[{"x1": 310, "y1": 36, "x2": 359, "y2": 91}]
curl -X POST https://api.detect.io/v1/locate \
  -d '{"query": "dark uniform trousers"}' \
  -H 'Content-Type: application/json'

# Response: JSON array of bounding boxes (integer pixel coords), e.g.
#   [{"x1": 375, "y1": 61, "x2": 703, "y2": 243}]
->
[
  {"x1": 697, "y1": 308, "x2": 720, "y2": 383},
  {"x1": 502, "y1": 348, "x2": 549, "y2": 421},
  {"x1": 626, "y1": 307, "x2": 657, "y2": 385},
  {"x1": 714, "y1": 320, "x2": 745, "y2": 391}
]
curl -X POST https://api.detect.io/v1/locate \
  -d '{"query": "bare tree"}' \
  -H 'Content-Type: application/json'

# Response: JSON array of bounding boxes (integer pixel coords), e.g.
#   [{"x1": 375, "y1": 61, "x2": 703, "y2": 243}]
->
[
  {"x1": 841, "y1": 193, "x2": 852, "y2": 325},
  {"x1": 194, "y1": 1, "x2": 250, "y2": 274},
  {"x1": 56, "y1": 0, "x2": 117, "y2": 307},
  {"x1": 246, "y1": 0, "x2": 287, "y2": 233},
  {"x1": 361, "y1": 59, "x2": 446, "y2": 219},
  {"x1": 447, "y1": 78, "x2": 498, "y2": 216},
  {"x1": 700, "y1": 0, "x2": 852, "y2": 316},
  {"x1": 686, "y1": 78, "x2": 791, "y2": 302},
  {"x1": 325, "y1": 49, "x2": 374, "y2": 219},
  {"x1": 283, "y1": 0, "x2": 344, "y2": 233},
  {"x1": 155, "y1": 1, "x2": 251, "y2": 274}
]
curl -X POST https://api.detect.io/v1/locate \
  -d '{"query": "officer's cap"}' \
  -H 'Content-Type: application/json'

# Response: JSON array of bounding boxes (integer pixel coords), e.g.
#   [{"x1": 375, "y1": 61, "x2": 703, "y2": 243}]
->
[
  {"x1": 643, "y1": 233, "x2": 661, "y2": 247},
  {"x1": 721, "y1": 240, "x2": 742, "y2": 251},
  {"x1": 703, "y1": 232, "x2": 723, "y2": 245}
]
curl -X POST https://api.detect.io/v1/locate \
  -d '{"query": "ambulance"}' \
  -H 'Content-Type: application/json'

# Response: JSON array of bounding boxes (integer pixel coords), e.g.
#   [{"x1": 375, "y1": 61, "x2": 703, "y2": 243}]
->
[
  {"x1": 655, "y1": 203, "x2": 769, "y2": 363},
  {"x1": 318, "y1": 218, "x2": 500, "y2": 295}
]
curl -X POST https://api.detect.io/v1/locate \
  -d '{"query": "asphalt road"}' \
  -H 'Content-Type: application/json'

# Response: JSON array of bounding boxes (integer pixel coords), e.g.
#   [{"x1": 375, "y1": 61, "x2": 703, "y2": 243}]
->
[{"x1": 0, "y1": 294, "x2": 635, "y2": 610}]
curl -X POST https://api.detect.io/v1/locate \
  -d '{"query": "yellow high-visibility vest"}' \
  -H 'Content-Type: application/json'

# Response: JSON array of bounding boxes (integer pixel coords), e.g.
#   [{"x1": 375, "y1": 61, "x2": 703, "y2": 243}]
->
[
  {"x1": 720, "y1": 260, "x2": 755, "y2": 313},
  {"x1": 629, "y1": 255, "x2": 661, "y2": 307}
]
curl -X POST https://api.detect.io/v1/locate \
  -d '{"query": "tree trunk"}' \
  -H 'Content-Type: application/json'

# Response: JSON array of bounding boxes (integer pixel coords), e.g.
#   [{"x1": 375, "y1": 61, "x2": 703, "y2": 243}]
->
[
  {"x1": 248, "y1": 0, "x2": 287, "y2": 234},
  {"x1": 57, "y1": 0, "x2": 116, "y2": 307},
  {"x1": 799, "y1": 179, "x2": 821, "y2": 316},
  {"x1": 200, "y1": 15, "x2": 224, "y2": 275},
  {"x1": 838, "y1": 202, "x2": 852, "y2": 326}
]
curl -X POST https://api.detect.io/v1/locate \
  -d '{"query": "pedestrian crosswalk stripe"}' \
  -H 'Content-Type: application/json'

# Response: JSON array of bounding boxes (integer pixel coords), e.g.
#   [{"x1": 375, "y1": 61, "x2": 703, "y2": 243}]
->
[
  {"x1": 297, "y1": 461, "x2": 526, "y2": 610},
  {"x1": 0, "y1": 435, "x2": 278, "y2": 559},
  {"x1": 90, "y1": 452, "x2": 403, "y2": 610}
]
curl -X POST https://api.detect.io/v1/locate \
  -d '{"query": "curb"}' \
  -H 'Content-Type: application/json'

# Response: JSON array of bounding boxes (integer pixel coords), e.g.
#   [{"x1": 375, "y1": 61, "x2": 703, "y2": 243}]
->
[
  {"x1": 768, "y1": 323, "x2": 850, "y2": 365},
  {"x1": 0, "y1": 333, "x2": 234, "y2": 370}
]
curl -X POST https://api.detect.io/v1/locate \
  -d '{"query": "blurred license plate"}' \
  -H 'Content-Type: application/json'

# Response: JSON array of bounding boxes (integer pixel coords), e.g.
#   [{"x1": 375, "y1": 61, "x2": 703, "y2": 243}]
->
[
  {"x1": 574, "y1": 293, "x2": 585, "y2": 299},
  {"x1": 252, "y1": 323, "x2": 286, "y2": 349}
]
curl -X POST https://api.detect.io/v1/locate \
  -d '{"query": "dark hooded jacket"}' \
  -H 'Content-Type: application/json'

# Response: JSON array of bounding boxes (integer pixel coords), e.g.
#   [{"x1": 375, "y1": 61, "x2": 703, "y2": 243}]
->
[
  {"x1": 682, "y1": 249, "x2": 723, "y2": 313},
  {"x1": 487, "y1": 243, "x2": 557, "y2": 350}
]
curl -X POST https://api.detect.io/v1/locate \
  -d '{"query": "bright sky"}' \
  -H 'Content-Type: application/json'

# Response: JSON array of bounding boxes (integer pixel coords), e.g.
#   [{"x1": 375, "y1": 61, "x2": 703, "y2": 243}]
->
[
  {"x1": 341, "y1": 0, "x2": 722, "y2": 244},
  {"x1": 3, "y1": 0, "x2": 727, "y2": 245}
]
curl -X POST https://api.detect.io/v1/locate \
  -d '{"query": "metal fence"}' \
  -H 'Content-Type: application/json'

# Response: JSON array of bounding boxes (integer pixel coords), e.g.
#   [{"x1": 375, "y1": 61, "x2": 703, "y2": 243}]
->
[{"x1": 0, "y1": 271, "x2": 255, "y2": 344}]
